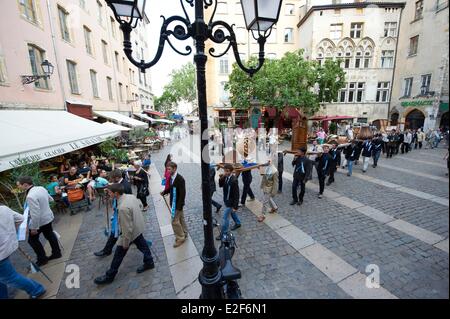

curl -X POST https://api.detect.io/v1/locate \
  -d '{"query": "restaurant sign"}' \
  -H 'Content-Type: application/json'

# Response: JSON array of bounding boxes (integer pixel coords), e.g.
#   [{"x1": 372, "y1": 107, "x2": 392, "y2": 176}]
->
[
  {"x1": 400, "y1": 100, "x2": 433, "y2": 107},
  {"x1": 0, "y1": 134, "x2": 117, "y2": 173}
]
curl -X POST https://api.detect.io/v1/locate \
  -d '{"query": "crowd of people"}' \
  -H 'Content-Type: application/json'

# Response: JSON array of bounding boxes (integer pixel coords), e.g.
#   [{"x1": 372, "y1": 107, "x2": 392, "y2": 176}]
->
[{"x1": 1, "y1": 122, "x2": 448, "y2": 299}]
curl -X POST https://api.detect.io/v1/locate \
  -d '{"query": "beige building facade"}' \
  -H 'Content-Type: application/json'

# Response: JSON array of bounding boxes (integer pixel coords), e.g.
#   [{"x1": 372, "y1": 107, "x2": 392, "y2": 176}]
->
[
  {"x1": 389, "y1": 0, "x2": 449, "y2": 131},
  {"x1": 204, "y1": 0, "x2": 302, "y2": 124},
  {"x1": 0, "y1": 0, "x2": 152, "y2": 116},
  {"x1": 297, "y1": 1, "x2": 405, "y2": 124}
]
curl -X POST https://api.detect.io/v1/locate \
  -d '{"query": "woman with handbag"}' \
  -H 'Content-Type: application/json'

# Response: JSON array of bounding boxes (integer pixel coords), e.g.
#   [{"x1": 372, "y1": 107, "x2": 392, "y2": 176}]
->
[{"x1": 132, "y1": 161, "x2": 149, "y2": 211}]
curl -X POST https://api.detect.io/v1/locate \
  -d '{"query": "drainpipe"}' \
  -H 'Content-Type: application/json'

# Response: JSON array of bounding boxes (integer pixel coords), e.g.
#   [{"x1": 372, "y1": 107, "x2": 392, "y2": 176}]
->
[
  {"x1": 387, "y1": 5, "x2": 404, "y2": 124},
  {"x1": 46, "y1": 0, "x2": 67, "y2": 111}
]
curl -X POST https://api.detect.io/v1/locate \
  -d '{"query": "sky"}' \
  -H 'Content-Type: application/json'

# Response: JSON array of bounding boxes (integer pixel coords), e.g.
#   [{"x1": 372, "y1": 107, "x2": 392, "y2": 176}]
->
[{"x1": 146, "y1": 1, "x2": 194, "y2": 97}]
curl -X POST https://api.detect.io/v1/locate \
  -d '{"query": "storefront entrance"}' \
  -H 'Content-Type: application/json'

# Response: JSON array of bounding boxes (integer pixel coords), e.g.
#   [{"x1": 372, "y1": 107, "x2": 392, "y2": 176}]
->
[{"x1": 405, "y1": 109, "x2": 425, "y2": 130}]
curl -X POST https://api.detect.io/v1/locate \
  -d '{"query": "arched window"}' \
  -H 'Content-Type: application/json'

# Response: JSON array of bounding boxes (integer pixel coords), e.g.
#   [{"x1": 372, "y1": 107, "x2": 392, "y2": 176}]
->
[
  {"x1": 344, "y1": 46, "x2": 353, "y2": 68},
  {"x1": 363, "y1": 46, "x2": 372, "y2": 68},
  {"x1": 354, "y1": 49, "x2": 363, "y2": 68}
]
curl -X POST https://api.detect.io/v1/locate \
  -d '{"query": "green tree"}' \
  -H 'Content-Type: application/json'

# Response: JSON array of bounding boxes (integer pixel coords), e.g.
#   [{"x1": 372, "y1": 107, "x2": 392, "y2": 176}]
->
[
  {"x1": 154, "y1": 62, "x2": 197, "y2": 115},
  {"x1": 226, "y1": 50, "x2": 345, "y2": 120}
]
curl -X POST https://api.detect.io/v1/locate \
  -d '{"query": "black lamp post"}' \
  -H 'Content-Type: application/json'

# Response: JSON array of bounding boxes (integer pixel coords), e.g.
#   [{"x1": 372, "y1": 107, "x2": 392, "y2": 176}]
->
[
  {"x1": 106, "y1": 0, "x2": 282, "y2": 299},
  {"x1": 21, "y1": 59, "x2": 54, "y2": 85}
]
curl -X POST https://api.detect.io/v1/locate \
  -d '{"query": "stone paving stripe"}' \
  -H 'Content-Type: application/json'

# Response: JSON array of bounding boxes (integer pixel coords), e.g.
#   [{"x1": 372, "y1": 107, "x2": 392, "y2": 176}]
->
[
  {"x1": 299, "y1": 243, "x2": 358, "y2": 283},
  {"x1": 330, "y1": 195, "x2": 366, "y2": 209},
  {"x1": 149, "y1": 164, "x2": 202, "y2": 299},
  {"x1": 275, "y1": 224, "x2": 316, "y2": 250},
  {"x1": 377, "y1": 163, "x2": 448, "y2": 183},
  {"x1": 177, "y1": 279, "x2": 202, "y2": 299},
  {"x1": 386, "y1": 220, "x2": 445, "y2": 246},
  {"x1": 162, "y1": 234, "x2": 199, "y2": 267},
  {"x1": 336, "y1": 170, "x2": 449, "y2": 207},
  {"x1": 245, "y1": 196, "x2": 398, "y2": 299},
  {"x1": 169, "y1": 254, "x2": 203, "y2": 295},
  {"x1": 15, "y1": 262, "x2": 67, "y2": 299},
  {"x1": 283, "y1": 171, "x2": 448, "y2": 254},
  {"x1": 160, "y1": 224, "x2": 175, "y2": 237},
  {"x1": 397, "y1": 156, "x2": 447, "y2": 168},
  {"x1": 428, "y1": 197, "x2": 450, "y2": 207},
  {"x1": 355, "y1": 206, "x2": 395, "y2": 224},
  {"x1": 396, "y1": 187, "x2": 435, "y2": 200},
  {"x1": 15, "y1": 210, "x2": 83, "y2": 299},
  {"x1": 434, "y1": 239, "x2": 449, "y2": 254},
  {"x1": 337, "y1": 272, "x2": 398, "y2": 299}
]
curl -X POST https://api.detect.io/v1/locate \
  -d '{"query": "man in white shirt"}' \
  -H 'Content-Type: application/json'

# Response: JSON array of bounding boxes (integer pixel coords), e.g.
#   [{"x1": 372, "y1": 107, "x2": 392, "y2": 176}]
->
[
  {"x1": 17, "y1": 176, "x2": 61, "y2": 266},
  {"x1": 0, "y1": 205, "x2": 46, "y2": 299}
]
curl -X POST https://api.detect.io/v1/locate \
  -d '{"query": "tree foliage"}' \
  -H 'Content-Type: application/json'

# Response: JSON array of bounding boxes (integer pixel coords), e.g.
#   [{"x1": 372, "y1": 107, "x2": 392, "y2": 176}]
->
[
  {"x1": 226, "y1": 50, "x2": 345, "y2": 116},
  {"x1": 154, "y1": 62, "x2": 197, "y2": 115}
]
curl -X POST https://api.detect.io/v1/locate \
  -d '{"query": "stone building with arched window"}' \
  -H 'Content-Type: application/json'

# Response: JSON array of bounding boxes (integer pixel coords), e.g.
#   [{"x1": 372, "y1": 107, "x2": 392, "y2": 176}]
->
[{"x1": 297, "y1": 1, "x2": 405, "y2": 126}]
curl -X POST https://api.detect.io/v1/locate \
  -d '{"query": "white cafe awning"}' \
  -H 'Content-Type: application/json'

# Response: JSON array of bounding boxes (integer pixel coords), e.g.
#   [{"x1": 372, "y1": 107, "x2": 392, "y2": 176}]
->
[
  {"x1": 134, "y1": 113, "x2": 156, "y2": 123},
  {"x1": 94, "y1": 111, "x2": 147, "y2": 128},
  {"x1": 102, "y1": 122, "x2": 131, "y2": 131},
  {"x1": 0, "y1": 110, "x2": 122, "y2": 172},
  {"x1": 153, "y1": 119, "x2": 175, "y2": 124}
]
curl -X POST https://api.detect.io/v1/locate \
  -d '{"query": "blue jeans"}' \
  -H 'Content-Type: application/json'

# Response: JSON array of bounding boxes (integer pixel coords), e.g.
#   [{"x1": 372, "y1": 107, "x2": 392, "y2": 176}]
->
[
  {"x1": 0, "y1": 257, "x2": 45, "y2": 299},
  {"x1": 221, "y1": 206, "x2": 241, "y2": 236},
  {"x1": 347, "y1": 160, "x2": 354, "y2": 176}
]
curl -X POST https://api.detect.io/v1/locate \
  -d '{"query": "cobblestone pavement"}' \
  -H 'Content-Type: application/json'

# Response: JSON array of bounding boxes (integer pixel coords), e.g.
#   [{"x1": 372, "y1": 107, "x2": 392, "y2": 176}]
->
[
  {"x1": 151, "y1": 134, "x2": 448, "y2": 299},
  {"x1": 8, "y1": 134, "x2": 448, "y2": 299},
  {"x1": 54, "y1": 193, "x2": 177, "y2": 299}
]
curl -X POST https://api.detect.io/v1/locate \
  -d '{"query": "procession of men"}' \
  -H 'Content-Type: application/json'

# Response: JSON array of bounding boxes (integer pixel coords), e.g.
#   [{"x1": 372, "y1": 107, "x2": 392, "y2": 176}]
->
[{"x1": 1, "y1": 124, "x2": 448, "y2": 299}]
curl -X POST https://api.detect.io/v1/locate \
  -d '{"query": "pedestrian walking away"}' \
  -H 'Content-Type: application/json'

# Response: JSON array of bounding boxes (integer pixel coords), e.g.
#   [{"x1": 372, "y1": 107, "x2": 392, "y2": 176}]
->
[
  {"x1": 217, "y1": 164, "x2": 241, "y2": 240},
  {"x1": 160, "y1": 162, "x2": 188, "y2": 248},
  {"x1": 0, "y1": 205, "x2": 46, "y2": 299},
  {"x1": 94, "y1": 184, "x2": 155, "y2": 285},
  {"x1": 17, "y1": 176, "x2": 61, "y2": 267}
]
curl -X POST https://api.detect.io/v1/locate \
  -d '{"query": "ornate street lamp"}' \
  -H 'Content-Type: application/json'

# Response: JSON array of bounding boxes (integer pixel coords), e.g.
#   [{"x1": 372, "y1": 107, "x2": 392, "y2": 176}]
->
[
  {"x1": 21, "y1": 59, "x2": 54, "y2": 85},
  {"x1": 106, "y1": 0, "x2": 282, "y2": 299}
]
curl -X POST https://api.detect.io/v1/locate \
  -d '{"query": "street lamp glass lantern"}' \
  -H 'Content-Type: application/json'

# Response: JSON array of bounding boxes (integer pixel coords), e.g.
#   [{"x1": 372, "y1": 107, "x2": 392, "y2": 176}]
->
[
  {"x1": 106, "y1": 0, "x2": 146, "y2": 20},
  {"x1": 241, "y1": 0, "x2": 283, "y2": 32},
  {"x1": 41, "y1": 60, "x2": 54, "y2": 76}
]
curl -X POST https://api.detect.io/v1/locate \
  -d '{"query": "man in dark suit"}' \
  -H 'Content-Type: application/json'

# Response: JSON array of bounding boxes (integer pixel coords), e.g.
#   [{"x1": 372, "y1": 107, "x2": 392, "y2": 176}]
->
[
  {"x1": 209, "y1": 164, "x2": 222, "y2": 213},
  {"x1": 315, "y1": 145, "x2": 331, "y2": 198},
  {"x1": 239, "y1": 169, "x2": 255, "y2": 206},
  {"x1": 327, "y1": 143, "x2": 341, "y2": 185},
  {"x1": 290, "y1": 147, "x2": 312, "y2": 206},
  {"x1": 217, "y1": 164, "x2": 241, "y2": 240},
  {"x1": 161, "y1": 162, "x2": 187, "y2": 248},
  {"x1": 94, "y1": 169, "x2": 132, "y2": 257}
]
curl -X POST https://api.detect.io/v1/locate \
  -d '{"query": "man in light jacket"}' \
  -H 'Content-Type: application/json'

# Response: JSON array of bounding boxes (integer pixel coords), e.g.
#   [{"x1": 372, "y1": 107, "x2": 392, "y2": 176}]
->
[
  {"x1": 17, "y1": 176, "x2": 61, "y2": 266},
  {"x1": 0, "y1": 205, "x2": 46, "y2": 299},
  {"x1": 94, "y1": 183, "x2": 154, "y2": 285}
]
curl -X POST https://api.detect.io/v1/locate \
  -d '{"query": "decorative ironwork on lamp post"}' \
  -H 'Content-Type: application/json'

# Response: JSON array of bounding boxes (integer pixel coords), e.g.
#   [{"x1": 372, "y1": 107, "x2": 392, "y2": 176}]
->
[
  {"x1": 106, "y1": 0, "x2": 282, "y2": 299},
  {"x1": 21, "y1": 59, "x2": 54, "y2": 85}
]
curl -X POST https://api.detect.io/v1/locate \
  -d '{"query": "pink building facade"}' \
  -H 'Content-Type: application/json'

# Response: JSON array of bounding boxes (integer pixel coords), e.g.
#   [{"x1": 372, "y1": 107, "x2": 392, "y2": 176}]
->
[{"x1": 0, "y1": 0, "x2": 152, "y2": 114}]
